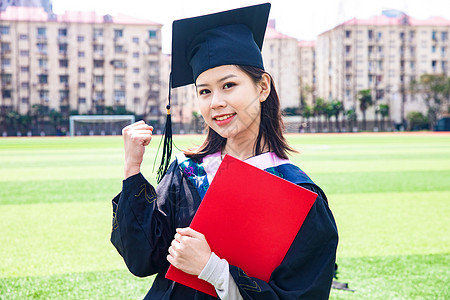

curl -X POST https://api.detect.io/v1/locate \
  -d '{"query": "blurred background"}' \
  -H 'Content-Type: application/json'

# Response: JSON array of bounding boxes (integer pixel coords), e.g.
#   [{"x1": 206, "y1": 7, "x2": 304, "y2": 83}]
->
[{"x1": 1, "y1": 0, "x2": 450, "y2": 137}]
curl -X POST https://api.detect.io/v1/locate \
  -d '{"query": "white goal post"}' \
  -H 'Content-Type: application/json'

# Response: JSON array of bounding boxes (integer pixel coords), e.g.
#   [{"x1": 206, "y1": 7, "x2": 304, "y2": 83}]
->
[{"x1": 69, "y1": 115, "x2": 135, "y2": 136}]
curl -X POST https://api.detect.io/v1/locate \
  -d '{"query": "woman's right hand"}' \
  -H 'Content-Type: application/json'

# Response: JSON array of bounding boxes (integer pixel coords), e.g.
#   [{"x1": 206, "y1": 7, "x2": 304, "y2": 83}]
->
[{"x1": 122, "y1": 120, "x2": 153, "y2": 179}]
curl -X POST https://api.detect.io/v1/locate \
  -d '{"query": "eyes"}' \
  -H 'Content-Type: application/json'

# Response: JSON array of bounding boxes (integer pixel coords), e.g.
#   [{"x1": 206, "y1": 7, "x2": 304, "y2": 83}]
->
[{"x1": 198, "y1": 82, "x2": 236, "y2": 96}]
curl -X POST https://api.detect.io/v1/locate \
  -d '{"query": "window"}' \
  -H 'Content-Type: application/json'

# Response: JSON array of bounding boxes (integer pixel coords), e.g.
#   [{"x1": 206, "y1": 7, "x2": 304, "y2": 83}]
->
[
  {"x1": 113, "y1": 60, "x2": 125, "y2": 68},
  {"x1": 78, "y1": 51, "x2": 85, "y2": 57},
  {"x1": 114, "y1": 90, "x2": 125, "y2": 101},
  {"x1": 94, "y1": 75, "x2": 104, "y2": 84},
  {"x1": 432, "y1": 31, "x2": 437, "y2": 41},
  {"x1": 133, "y1": 52, "x2": 139, "y2": 58},
  {"x1": 21, "y1": 97, "x2": 29, "y2": 104},
  {"x1": 115, "y1": 45, "x2": 124, "y2": 53},
  {"x1": 77, "y1": 35, "x2": 85, "y2": 42},
  {"x1": 38, "y1": 74, "x2": 48, "y2": 84},
  {"x1": 0, "y1": 26, "x2": 9, "y2": 35},
  {"x1": 442, "y1": 32, "x2": 448, "y2": 41},
  {"x1": 19, "y1": 34, "x2": 28, "y2": 40},
  {"x1": 114, "y1": 75, "x2": 124, "y2": 84},
  {"x1": 441, "y1": 47, "x2": 446, "y2": 56},
  {"x1": 38, "y1": 58, "x2": 47, "y2": 68},
  {"x1": 78, "y1": 67, "x2": 86, "y2": 73},
  {"x1": 21, "y1": 82, "x2": 29, "y2": 89},
  {"x1": 37, "y1": 42, "x2": 47, "y2": 53},
  {"x1": 410, "y1": 61, "x2": 415, "y2": 70},
  {"x1": 442, "y1": 61, "x2": 447, "y2": 71},
  {"x1": 58, "y1": 28, "x2": 68, "y2": 37},
  {"x1": 59, "y1": 59, "x2": 68, "y2": 68},
  {"x1": 1, "y1": 42, "x2": 10, "y2": 53},
  {"x1": 377, "y1": 32, "x2": 382, "y2": 40},
  {"x1": 345, "y1": 60, "x2": 352, "y2": 69},
  {"x1": 93, "y1": 28, "x2": 103, "y2": 38},
  {"x1": 2, "y1": 90, "x2": 11, "y2": 98},
  {"x1": 93, "y1": 44, "x2": 104, "y2": 54},
  {"x1": 94, "y1": 60, "x2": 104, "y2": 68},
  {"x1": 148, "y1": 45, "x2": 158, "y2": 54},
  {"x1": 148, "y1": 30, "x2": 157, "y2": 39},
  {"x1": 133, "y1": 97, "x2": 140, "y2": 103},
  {"x1": 78, "y1": 98, "x2": 86, "y2": 104},
  {"x1": 59, "y1": 43, "x2": 68, "y2": 54},
  {"x1": 133, "y1": 83, "x2": 140, "y2": 89},
  {"x1": 1, "y1": 74, "x2": 12, "y2": 85},
  {"x1": 94, "y1": 91, "x2": 104, "y2": 101},
  {"x1": 20, "y1": 66, "x2": 29, "y2": 72},
  {"x1": 345, "y1": 45, "x2": 351, "y2": 55},
  {"x1": 59, "y1": 90, "x2": 69, "y2": 101},
  {"x1": 79, "y1": 82, "x2": 86, "y2": 88},
  {"x1": 39, "y1": 90, "x2": 49, "y2": 101},
  {"x1": 20, "y1": 50, "x2": 29, "y2": 56},
  {"x1": 432, "y1": 45, "x2": 436, "y2": 53},
  {"x1": 345, "y1": 30, "x2": 351, "y2": 38},
  {"x1": 37, "y1": 27, "x2": 46, "y2": 37},
  {"x1": 133, "y1": 68, "x2": 140, "y2": 73},
  {"x1": 114, "y1": 29, "x2": 123, "y2": 38},
  {"x1": 368, "y1": 30, "x2": 373, "y2": 40},
  {"x1": 59, "y1": 75, "x2": 69, "y2": 83},
  {"x1": 132, "y1": 37, "x2": 139, "y2": 44}
]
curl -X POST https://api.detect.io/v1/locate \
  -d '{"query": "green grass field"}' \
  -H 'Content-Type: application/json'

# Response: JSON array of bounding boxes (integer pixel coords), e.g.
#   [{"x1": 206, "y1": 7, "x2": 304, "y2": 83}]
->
[{"x1": 1, "y1": 133, "x2": 449, "y2": 299}]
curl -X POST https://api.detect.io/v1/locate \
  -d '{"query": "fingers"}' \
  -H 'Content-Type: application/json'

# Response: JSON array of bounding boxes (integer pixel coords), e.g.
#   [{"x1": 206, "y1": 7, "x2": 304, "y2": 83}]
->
[
  {"x1": 122, "y1": 120, "x2": 153, "y2": 135},
  {"x1": 176, "y1": 227, "x2": 204, "y2": 240}
]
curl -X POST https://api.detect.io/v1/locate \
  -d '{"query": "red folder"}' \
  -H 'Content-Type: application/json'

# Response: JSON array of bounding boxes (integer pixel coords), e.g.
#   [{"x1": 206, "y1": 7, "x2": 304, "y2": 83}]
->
[{"x1": 165, "y1": 154, "x2": 317, "y2": 296}]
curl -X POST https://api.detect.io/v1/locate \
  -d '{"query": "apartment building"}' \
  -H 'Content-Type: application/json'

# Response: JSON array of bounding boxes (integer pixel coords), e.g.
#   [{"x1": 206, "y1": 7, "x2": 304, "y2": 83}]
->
[
  {"x1": 298, "y1": 40, "x2": 316, "y2": 107},
  {"x1": 0, "y1": 6, "x2": 162, "y2": 120},
  {"x1": 262, "y1": 20, "x2": 300, "y2": 109},
  {"x1": 316, "y1": 12, "x2": 450, "y2": 125}
]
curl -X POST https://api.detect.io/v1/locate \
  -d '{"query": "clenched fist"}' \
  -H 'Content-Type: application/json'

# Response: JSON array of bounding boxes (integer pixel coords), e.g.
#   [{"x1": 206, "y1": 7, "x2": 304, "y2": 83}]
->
[{"x1": 122, "y1": 120, "x2": 153, "y2": 179}]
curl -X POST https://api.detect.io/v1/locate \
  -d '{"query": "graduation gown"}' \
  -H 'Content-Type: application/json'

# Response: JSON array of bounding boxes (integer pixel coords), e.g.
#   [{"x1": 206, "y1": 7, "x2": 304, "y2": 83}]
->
[{"x1": 111, "y1": 152, "x2": 338, "y2": 300}]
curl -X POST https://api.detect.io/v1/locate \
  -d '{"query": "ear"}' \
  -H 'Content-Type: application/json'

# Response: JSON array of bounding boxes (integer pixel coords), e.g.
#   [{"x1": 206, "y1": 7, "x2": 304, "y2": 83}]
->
[{"x1": 259, "y1": 73, "x2": 271, "y2": 102}]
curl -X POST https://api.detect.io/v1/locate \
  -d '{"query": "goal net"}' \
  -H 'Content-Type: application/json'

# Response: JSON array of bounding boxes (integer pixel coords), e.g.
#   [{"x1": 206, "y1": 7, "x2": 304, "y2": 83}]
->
[{"x1": 69, "y1": 115, "x2": 135, "y2": 136}]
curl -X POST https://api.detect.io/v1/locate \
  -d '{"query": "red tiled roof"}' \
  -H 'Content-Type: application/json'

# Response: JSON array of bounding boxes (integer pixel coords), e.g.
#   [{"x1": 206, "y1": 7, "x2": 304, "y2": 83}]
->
[
  {"x1": 298, "y1": 40, "x2": 316, "y2": 47},
  {"x1": 265, "y1": 26, "x2": 295, "y2": 40},
  {"x1": 0, "y1": 6, "x2": 161, "y2": 26},
  {"x1": 341, "y1": 14, "x2": 450, "y2": 27}
]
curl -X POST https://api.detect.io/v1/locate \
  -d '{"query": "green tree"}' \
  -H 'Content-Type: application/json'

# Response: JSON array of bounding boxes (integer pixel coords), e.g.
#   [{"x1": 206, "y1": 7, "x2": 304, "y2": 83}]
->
[
  {"x1": 377, "y1": 104, "x2": 390, "y2": 131},
  {"x1": 418, "y1": 74, "x2": 449, "y2": 130},
  {"x1": 358, "y1": 89, "x2": 373, "y2": 130},
  {"x1": 406, "y1": 111, "x2": 429, "y2": 131},
  {"x1": 330, "y1": 100, "x2": 344, "y2": 132},
  {"x1": 345, "y1": 108, "x2": 357, "y2": 131},
  {"x1": 313, "y1": 98, "x2": 326, "y2": 132},
  {"x1": 301, "y1": 105, "x2": 313, "y2": 132}
]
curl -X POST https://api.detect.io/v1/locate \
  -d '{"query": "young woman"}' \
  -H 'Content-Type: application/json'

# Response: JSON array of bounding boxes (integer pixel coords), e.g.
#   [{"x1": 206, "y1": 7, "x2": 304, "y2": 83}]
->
[{"x1": 111, "y1": 4, "x2": 338, "y2": 300}]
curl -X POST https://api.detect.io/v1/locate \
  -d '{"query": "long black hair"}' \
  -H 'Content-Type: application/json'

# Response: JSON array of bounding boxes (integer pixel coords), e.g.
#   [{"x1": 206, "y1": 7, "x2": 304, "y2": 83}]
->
[{"x1": 184, "y1": 65, "x2": 296, "y2": 160}]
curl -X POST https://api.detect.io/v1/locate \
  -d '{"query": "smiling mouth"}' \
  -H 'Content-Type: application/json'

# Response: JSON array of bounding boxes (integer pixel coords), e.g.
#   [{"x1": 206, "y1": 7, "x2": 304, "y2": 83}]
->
[{"x1": 214, "y1": 113, "x2": 236, "y2": 121}]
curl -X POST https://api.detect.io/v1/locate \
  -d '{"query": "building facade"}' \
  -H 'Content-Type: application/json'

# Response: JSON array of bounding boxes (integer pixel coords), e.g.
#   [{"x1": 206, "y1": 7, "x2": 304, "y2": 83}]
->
[
  {"x1": 262, "y1": 20, "x2": 301, "y2": 110},
  {"x1": 298, "y1": 40, "x2": 316, "y2": 107},
  {"x1": 0, "y1": 6, "x2": 162, "y2": 126},
  {"x1": 316, "y1": 12, "x2": 450, "y2": 126}
]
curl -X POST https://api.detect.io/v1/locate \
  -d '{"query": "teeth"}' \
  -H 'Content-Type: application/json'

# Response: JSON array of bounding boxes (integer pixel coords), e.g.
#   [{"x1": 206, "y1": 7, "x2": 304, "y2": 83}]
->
[{"x1": 215, "y1": 114, "x2": 233, "y2": 121}]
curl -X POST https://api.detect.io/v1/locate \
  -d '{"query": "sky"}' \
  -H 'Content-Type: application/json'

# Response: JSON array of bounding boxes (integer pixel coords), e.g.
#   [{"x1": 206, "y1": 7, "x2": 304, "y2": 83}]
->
[{"x1": 52, "y1": 0, "x2": 450, "y2": 53}]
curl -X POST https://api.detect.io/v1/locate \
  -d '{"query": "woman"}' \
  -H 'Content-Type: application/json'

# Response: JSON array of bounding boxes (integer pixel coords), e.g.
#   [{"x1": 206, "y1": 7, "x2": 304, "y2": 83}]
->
[{"x1": 111, "y1": 3, "x2": 338, "y2": 300}]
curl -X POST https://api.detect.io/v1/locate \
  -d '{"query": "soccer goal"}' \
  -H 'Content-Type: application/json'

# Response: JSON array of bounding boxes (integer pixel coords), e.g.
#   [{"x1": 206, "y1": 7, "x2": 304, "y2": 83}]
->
[{"x1": 69, "y1": 115, "x2": 135, "y2": 136}]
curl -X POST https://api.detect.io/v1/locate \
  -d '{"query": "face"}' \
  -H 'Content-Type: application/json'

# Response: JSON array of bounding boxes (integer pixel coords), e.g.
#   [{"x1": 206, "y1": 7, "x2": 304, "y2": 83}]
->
[{"x1": 195, "y1": 65, "x2": 269, "y2": 141}]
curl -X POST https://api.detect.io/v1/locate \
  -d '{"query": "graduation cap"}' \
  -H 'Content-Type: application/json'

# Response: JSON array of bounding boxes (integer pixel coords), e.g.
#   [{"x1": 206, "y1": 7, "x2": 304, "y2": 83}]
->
[{"x1": 156, "y1": 3, "x2": 271, "y2": 182}]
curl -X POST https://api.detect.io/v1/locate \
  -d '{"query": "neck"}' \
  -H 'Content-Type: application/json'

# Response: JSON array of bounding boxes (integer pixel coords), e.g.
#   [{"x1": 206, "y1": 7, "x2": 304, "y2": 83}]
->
[{"x1": 223, "y1": 132, "x2": 267, "y2": 161}]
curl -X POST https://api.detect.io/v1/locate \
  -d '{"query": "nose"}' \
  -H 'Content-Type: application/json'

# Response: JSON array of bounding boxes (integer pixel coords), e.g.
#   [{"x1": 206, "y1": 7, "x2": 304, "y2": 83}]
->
[{"x1": 210, "y1": 92, "x2": 226, "y2": 109}]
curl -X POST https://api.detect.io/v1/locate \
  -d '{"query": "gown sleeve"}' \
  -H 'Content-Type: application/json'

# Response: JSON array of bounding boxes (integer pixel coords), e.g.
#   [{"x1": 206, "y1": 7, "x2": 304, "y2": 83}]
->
[
  {"x1": 110, "y1": 161, "x2": 181, "y2": 277},
  {"x1": 228, "y1": 183, "x2": 338, "y2": 300}
]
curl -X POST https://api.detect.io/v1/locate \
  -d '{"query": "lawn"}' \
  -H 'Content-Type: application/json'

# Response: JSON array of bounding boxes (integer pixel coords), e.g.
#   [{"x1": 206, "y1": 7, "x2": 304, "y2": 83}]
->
[{"x1": 1, "y1": 133, "x2": 449, "y2": 299}]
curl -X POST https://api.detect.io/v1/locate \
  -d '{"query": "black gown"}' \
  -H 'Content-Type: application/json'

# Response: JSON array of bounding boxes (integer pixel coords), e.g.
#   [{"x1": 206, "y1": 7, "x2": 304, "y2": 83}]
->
[{"x1": 111, "y1": 152, "x2": 338, "y2": 299}]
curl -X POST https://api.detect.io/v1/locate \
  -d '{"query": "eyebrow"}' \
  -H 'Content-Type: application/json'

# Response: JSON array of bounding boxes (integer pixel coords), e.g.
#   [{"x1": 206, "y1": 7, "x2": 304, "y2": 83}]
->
[{"x1": 196, "y1": 74, "x2": 238, "y2": 88}]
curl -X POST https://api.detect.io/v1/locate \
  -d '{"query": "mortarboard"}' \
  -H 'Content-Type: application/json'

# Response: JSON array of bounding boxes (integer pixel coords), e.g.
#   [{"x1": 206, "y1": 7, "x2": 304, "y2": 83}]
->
[{"x1": 157, "y1": 3, "x2": 271, "y2": 182}]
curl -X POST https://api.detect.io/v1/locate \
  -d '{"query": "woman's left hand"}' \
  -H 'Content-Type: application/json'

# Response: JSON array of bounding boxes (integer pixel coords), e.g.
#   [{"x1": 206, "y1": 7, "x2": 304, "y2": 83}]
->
[{"x1": 167, "y1": 227, "x2": 212, "y2": 276}]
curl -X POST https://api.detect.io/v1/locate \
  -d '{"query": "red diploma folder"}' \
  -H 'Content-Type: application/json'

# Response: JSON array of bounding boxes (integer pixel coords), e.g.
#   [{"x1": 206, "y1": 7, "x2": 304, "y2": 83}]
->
[{"x1": 165, "y1": 155, "x2": 317, "y2": 296}]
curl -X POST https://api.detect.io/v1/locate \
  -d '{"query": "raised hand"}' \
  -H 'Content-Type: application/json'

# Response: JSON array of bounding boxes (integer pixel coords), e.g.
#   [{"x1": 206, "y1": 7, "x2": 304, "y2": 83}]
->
[{"x1": 122, "y1": 120, "x2": 153, "y2": 179}]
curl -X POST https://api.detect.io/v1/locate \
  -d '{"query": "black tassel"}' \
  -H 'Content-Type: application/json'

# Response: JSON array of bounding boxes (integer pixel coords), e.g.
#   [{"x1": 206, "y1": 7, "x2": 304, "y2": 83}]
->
[{"x1": 156, "y1": 74, "x2": 173, "y2": 183}]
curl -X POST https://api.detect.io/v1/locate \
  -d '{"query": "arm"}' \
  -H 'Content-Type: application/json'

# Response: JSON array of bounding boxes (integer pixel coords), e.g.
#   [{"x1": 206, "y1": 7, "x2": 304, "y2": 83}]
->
[
  {"x1": 110, "y1": 120, "x2": 177, "y2": 277},
  {"x1": 111, "y1": 164, "x2": 179, "y2": 277},
  {"x1": 228, "y1": 184, "x2": 338, "y2": 300}
]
